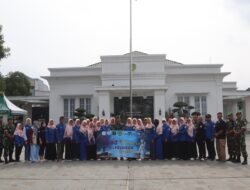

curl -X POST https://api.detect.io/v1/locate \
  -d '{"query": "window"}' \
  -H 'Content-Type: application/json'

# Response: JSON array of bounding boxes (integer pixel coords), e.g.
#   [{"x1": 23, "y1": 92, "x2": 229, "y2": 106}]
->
[
  {"x1": 201, "y1": 96, "x2": 207, "y2": 116},
  {"x1": 63, "y1": 98, "x2": 75, "y2": 121},
  {"x1": 177, "y1": 96, "x2": 190, "y2": 105},
  {"x1": 194, "y1": 96, "x2": 200, "y2": 112},
  {"x1": 80, "y1": 98, "x2": 85, "y2": 109},
  {"x1": 86, "y1": 98, "x2": 91, "y2": 114},
  {"x1": 79, "y1": 97, "x2": 91, "y2": 114},
  {"x1": 194, "y1": 96, "x2": 207, "y2": 116},
  {"x1": 64, "y1": 99, "x2": 69, "y2": 121}
]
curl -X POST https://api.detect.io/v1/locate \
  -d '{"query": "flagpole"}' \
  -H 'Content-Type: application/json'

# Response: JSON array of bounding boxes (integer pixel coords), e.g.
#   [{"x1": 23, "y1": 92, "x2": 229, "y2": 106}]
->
[{"x1": 129, "y1": 0, "x2": 133, "y2": 118}]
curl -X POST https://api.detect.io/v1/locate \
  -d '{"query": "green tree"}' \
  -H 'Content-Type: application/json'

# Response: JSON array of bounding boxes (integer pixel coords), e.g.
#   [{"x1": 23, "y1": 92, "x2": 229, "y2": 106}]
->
[
  {"x1": 5, "y1": 72, "x2": 31, "y2": 96},
  {"x1": 0, "y1": 73, "x2": 6, "y2": 92},
  {"x1": 0, "y1": 25, "x2": 10, "y2": 61}
]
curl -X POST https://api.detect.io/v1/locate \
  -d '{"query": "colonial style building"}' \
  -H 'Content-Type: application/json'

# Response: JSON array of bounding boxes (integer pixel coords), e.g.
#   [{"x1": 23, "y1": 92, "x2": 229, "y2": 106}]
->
[{"x1": 43, "y1": 51, "x2": 250, "y2": 127}]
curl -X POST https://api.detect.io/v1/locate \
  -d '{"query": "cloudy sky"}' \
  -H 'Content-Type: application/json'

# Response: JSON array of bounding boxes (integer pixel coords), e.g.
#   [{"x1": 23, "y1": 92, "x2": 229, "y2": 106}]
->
[{"x1": 0, "y1": 0, "x2": 250, "y2": 89}]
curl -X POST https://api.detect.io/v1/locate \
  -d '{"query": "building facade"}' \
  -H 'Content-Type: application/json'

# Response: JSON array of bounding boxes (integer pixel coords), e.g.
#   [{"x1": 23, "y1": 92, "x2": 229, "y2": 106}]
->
[{"x1": 43, "y1": 51, "x2": 250, "y2": 126}]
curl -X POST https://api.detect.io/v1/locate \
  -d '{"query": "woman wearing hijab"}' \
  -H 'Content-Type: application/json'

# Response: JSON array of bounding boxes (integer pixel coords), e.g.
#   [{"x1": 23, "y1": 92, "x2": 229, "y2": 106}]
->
[
  {"x1": 23, "y1": 118, "x2": 32, "y2": 161},
  {"x1": 38, "y1": 121, "x2": 46, "y2": 161},
  {"x1": 87, "y1": 122, "x2": 96, "y2": 160},
  {"x1": 155, "y1": 119, "x2": 164, "y2": 160},
  {"x1": 45, "y1": 119, "x2": 57, "y2": 161},
  {"x1": 125, "y1": 118, "x2": 135, "y2": 131},
  {"x1": 186, "y1": 118, "x2": 197, "y2": 160},
  {"x1": 170, "y1": 118, "x2": 180, "y2": 159},
  {"x1": 29, "y1": 122, "x2": 40, "y2": 162},
  {"x1": 162, "y1": 118, "x2": 171, "y2": 160},
  {"x1": 64, "y1": 119, "x2": 74, "y2": 160},
  {"x1": 79, "y1": 120, "x2": 88, "y2": 161},
  {"x1": 145, "y1": 118, "x2": 156, "y2": 160},
  {"x1": 72, "y1": 119, "x2": 81, "y2": 160},
  {"x1": 178, "y1": 117, "x2": 188, "y2": 160},
  {"x1": 14, "y1": 123, "x2": 25, "y2": 162}
]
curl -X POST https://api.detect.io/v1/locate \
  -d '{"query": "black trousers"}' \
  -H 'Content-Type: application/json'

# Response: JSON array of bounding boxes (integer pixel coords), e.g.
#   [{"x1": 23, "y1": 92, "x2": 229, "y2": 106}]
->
[
  {"x1": 0, "y1": 142, "x2": 3, "y2": 160},
  {"x1": 15, "y1": 145, "x2": 23, "y2": 161},
  {"x1": 39, "y1": 144, "x2": 46, "y2": 157},
  {"x1": 65, "y1": 139, "x2": 73, "y2": 160},
  {"x1": 172, "y1": 142, "x2": 180, "y2": 158},
  {"x1": 206, "y1": 139, "x2": 216, "y2": 160},
  {"x1": 187, "y1": 141, "x2": 197, "y2": 159},
  {"x1": 72, "y1": 143, "x2": 80, "y2": 160},
  {"x1": 179, "y1": 141, "x2": 188, "y2": 160},
  {"x1": 164, "y1": 141, "x2": 172, "y2": 159},
  {"x1": 196, "y1": 140, "x2": 206, "y2": 159},
  {"x1": 9, "y1": 143, "x2": 14, "y2": 160},
  {"x1": 87, "y1": 144, "x2": 96, "y2": 160},
  {"x1": 45, "y1": 143, "x2": 56, "y2": 160}
]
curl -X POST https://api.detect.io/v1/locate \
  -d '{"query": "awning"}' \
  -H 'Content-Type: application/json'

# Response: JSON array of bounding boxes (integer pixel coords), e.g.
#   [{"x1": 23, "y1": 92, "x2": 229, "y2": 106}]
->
[{"x1": 0, "y1": 93, "x2": 27, "y2": 116}]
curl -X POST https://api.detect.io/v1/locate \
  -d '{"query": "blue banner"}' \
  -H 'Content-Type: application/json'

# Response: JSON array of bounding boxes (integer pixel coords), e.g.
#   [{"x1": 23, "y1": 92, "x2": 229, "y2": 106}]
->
[{"x1": 96, "y1": 130, "x2": 146, "y2": 158}]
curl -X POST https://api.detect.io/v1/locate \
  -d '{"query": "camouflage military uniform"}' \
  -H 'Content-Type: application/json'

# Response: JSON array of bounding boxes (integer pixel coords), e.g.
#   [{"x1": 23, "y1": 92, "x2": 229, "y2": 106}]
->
[
  {"x1": 3, "y1": 124, "x2": 15, "y2": 163},
  {"x1": 0, "y1": 125, "x2": 3, "y2": 162},
  {"x1": 235, "y1": 118, "x2": 248, "y2": 159},
  {"x1": 226, "y1": 120, "x2": 236, "y2": 159}
]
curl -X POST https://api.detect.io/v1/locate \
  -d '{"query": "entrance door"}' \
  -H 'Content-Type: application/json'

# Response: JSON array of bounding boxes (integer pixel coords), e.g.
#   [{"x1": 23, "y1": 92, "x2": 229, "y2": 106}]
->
[{"x1": 114, "y1": 96, "x2": 154, "y2": 120}]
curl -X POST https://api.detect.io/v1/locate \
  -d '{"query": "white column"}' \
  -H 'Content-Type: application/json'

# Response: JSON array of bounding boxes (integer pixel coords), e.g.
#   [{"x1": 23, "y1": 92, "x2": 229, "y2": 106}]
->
[
  {"x1": 98, "y1": 91, "x2": 110, "y2": 119},
  {"x1": 154, "y1": 90, "x2": 166, "y2": 120}
]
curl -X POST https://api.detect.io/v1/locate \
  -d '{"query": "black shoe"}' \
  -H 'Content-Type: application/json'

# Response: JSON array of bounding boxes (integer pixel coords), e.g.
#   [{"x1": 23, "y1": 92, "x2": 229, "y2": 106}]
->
[
  {"x1": 242, "y1": 157, "x2": 248, "y2": 165},
  {"x1": 0, "y1": 159, "x2": 3, "y2": 163},
  {"x1": 4, "y1": 158, "x2": 9, "y2": 164},
  {"x1": 226, "y1": 156, "x2": 232, "y2": 161}
]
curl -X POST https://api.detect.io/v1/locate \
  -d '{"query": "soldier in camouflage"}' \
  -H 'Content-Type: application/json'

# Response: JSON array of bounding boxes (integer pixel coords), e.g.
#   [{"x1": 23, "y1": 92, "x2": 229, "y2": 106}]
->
[
  {"x1": 226, "y1": 113, "x2": 236, "y2": 162},
  {"x1": 235, "y1": 112, "x2": 248, "y2": 165},
  {"x1": 0, "y1": 119, "x2": 4, "y2": 162},
  {"x1": 3, "y1": 117, "x2": 15, "y2": 164}
]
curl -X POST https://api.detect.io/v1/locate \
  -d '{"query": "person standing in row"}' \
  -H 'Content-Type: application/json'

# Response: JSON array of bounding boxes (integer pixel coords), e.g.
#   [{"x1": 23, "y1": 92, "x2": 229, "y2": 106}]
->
[
  {"x1": 29, "y1": 123, "x2": 40, "y2": 162},
  {"x1": 64, "y1": 119, "x2": 74, "y2": 160},
  {"x1": 0, "y1": 120, "x2": 4, "y2": 163},
  {"x1": 186, "y1": 118, "x2": 197, "y2": 160},
  {"x1": 214, "y1": 112, "x2": 226, "y2": 162},
  {"x1": 155, "y1": 120, "x2": 164, "y2": 160},
  {"x1": 179, "y1": 117, "x2": 188, "y2": 160},
  {"x1": 205, "y1": 114, "x2": 216, "y2": 160},
  {"x1": 14, "y1": 123, "x2": 25, "y2": 162},
  {"x1": 38, "y1": 122, "x2": 46, "y2": 161},
  {"x1": 170, "y1": 118, "x2": 179, "y2": 159},
  {"x1": 23, "y1": 118, "x2": 32, "y2": 161},
  {"x1": 45, "y1": 119, "x2": 57, "y2": 161},
  {"x1": 235, "y1": 112, "x2": 248, "y2": 165},
  {"x1": 145, "y1": 118, "x2": 156, "y2": 160},
  {"x1": 163, "y1": 119, "x2": 171, "y2": 160},
  {"x1": 56, "y1": 116, "x2": 65, "y2": 161},
  {"x1": 3, "y1": 117, "x2": 15, "y2": 164},
  {"x1": 87, "y1": 122, "x2": 96, "y2": 160},
  {"x1": 72, "y1": 119, "x2": 80, "y2": 160},
  {"x1": 79, "y1": 120, "x2": 88, "y2": 161},
  {"x1": 226, "y1": 113, "x2": 236, "y2": 162},
  {"x1": 195, "y1": 116, "x2": 206, "y2": 160}
]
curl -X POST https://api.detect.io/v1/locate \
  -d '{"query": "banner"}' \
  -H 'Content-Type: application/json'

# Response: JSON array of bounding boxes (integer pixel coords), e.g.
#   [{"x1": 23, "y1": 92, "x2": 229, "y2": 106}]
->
[{"x1": 96, "y1": 130, "x2": 147, "y2": 159}]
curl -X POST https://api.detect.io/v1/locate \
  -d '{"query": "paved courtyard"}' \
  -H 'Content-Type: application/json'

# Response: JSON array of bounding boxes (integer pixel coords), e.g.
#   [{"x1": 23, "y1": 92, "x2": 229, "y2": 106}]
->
[{"x1": 1, "y1": 136, "x2": 250, "y2": 190}]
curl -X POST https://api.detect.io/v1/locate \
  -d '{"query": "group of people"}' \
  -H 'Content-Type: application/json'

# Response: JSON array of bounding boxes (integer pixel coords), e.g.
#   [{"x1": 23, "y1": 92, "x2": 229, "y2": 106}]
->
[{"x1": 0, "y1": 111, "x2": 248, "y2": 165}]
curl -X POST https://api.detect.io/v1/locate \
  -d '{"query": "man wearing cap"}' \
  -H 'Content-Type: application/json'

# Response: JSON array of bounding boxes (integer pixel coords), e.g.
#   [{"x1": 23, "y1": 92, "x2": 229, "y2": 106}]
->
[
  {"x1": 3, "y1": 117, "x2": 15, "y2": 164},
  {"x1": 234, "y1": 112, "x2": 248, "y2": 165},
  {"x1": 226, "y1": 113, "x2": 236, "y2": 162}
]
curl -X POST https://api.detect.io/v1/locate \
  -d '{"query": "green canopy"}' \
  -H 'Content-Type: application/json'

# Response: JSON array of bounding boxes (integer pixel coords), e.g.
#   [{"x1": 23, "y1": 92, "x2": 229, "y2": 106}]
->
[{"x1": 0, "y1": 93, "x2": 27, "y2": 116}]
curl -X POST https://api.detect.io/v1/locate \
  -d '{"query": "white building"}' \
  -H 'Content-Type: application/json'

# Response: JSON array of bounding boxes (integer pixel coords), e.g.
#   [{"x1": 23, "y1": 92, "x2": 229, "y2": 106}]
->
[{"x1": 43, "y1": 51, "x2": 250, "y2": 126}]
